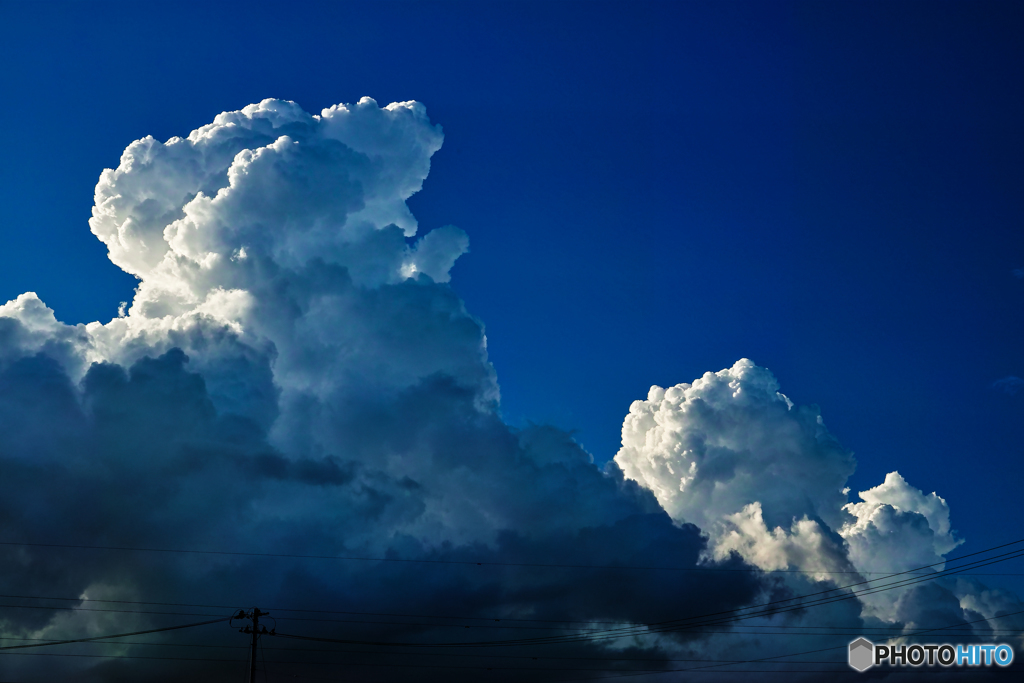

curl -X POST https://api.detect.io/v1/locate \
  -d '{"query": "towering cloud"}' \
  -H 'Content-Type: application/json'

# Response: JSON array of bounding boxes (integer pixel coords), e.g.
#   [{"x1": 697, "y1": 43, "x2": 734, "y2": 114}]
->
[
  {"x1": 615, "y1": 359, "x2": 1023, "y2": 649},
  {"x1": 614, "y1": 360, "x2": 853, "y2": 538},
  {"x1": 0, "y1": 99, "x2": 765, "y2": 682},
  {"x1": 0, "y1": 98, "x2": 1019, "y2": 681}
]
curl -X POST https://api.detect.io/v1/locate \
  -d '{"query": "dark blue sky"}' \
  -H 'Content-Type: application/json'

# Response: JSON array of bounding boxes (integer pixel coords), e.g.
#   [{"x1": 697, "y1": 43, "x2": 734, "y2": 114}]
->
[{"x1": 1, "y1": 0, "x2": 1021, "y2": 589}]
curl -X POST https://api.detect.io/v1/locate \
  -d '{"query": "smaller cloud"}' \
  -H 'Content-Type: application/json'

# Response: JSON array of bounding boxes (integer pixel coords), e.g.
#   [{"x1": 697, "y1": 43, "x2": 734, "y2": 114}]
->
[
  {"x1": 1012, "y1": 267, "x2": 1023, "y2": 279},
  {"x1": 992, "y1": 375, "x2": 1024, "y2": 396}
]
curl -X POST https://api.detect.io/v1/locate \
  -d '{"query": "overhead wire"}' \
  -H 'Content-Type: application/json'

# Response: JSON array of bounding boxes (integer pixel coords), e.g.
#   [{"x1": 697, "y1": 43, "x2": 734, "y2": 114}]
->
[
  {"x1": 1, "y1": 575, "x2": 1019, "y2": 663},
  {"x1": 0, "y1": 652, "x2": 1014, "y2": 680},
  {"x1": 266, "y1": 544, "x2": 1024, "y2": 648},
  {"x1": 0, "y1": 610, "x2": 1019, "y2": 678},
  {"x1": 0, "y1": 603, "x2": 225, "y2": 618},
  {"x1": 0, "y1": 537, "x2": 1020, "y2": 681},
  {"x1": 536, "y1": 610, "x2": 1024, "y2": 683},
  {"x1": 1, "y1": 538, "x2": 1020, "y2": 575},
  {"x1": 483, "y1": 549, "x2": 1024, "y2": 647},
  {"x1": 225, "y1": 672, "x2": 1017, "y2": 683},
  {"x1": 3, "y1": 589, "x2": 1023, "y2": 629},
  {"x1": 255, "y1": 612, "x2": 1024, "y2": 676},
  {"x1": 0, "y1": 602, "x2": 1018, "y2": 637},
  {"x1": 0, "y1": 535, "x2": 1019, "y2": 657},
  {"x1": 3, "y1": 539, "x2": 1019, "y2": 634},
  {"x1": 2, "y1": 544, "x2": 1018, "y2": 655},
  {"x1": 2, "y1": 624, "x2": 1019, "y2": 653},
  {"x1": 525, "y1": 547, "x2": 1024, "y2": 645},
  {"x1": 0, "y1": 602, "x2": 1019, "y2": 640},
  {"x1": 0, "y1": 617, "x2": 230, "y2": 651}
]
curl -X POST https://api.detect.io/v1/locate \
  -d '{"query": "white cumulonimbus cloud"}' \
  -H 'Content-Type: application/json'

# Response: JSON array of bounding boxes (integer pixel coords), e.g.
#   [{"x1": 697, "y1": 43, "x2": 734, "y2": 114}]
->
[
  {"x1": 614, "y1": 359, "x2": 854, "y2": 533},
  {"x1": 841, "y1": 470, "x2": 962, "y2": 573},
  {"x1": 0, "y1": 97, "x2": 1019, "y2": 680},
  {"x1": 614, "y1": 359, "x2": 857, "y2": 579},
  {"x1": 614, "y1": 358, "x2": 1019, "y2": 633},
  {"x1": 0, "y1": 99, "x2": 768, "y2": 682}
]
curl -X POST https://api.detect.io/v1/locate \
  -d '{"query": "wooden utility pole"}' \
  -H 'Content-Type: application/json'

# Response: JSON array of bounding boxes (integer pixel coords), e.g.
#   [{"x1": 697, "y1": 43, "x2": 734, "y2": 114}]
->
[{"x1": 239, "y1": 607, "x2": 269, "y2": 683}]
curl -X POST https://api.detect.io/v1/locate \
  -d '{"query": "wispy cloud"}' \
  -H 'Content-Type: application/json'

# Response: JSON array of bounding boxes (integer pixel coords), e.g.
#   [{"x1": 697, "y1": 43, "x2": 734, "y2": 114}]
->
[{"x1": 992, "y1": 375, "x2": 1024, "y2": 396}]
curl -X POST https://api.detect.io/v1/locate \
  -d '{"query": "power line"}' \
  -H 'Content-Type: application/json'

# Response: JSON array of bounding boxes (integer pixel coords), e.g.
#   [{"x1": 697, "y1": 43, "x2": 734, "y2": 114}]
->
[
  {"x1": 0, "y1": 535, "x2": 1018, "y2": 617},
  {"x1": 552, "y1": 548, "x2": 1024, "y2": 646},
  {"x1": 562, "y1": 550, "x2": 1022, "y2": 645},
  {"x1": 1, "y1": 538, "x2": 1018, "y2": 627},
  {"x1": 0, "y1": 603, "x2": 224, "y2": 618},
  {"x1": 0, "y1": 642, "x2": 857, "y2": 663},
  {"x1": 1, "y1": 592, "x2": 1020, "y2": 634},
  {"x1": 0, "y1": 652, "x2": 243, "y2": 662},
  {"x1": 268, "y1": 548, "x2": 1024, "y2": 649},
  {"x1": 2, "y1": 612, "x2": 1018, "y2": 680},
  {"x1": 0, "y1": 650, "x2": 849, "y2": 672},
  {"x1": 3, "y1": 538, "x2": 1019, "y2": 575},
  {"x1": 5, "y1": 546, "x2": 1001, "y2": 654},
  {"x1": 7, "y1": 648, "x2": 1012, "y2": 676},
  {"x1": 14, "y1": 649, "x2": 995, "y2": 681},
  {"x1": 254, "y1": 673, "x2": 1020, "y2": 683},
  {"x1": 209, "y1": 668, "x2": 1020, "y2": 683},
  {"x1": 497, "y1": 550, "x2": 1024, "y2": 648},
  {"x1": 545, "y1": 669, "x2": 1020, "y2": 681},
  {"x1": 2, "y1": 552, "x2": 1018, "y2": 662},
  {"x1": 0, "y1": 617, "x2": 229, "y2": 651},
  {"x1": 561, "y1": 609, "x2": 1024, "y2": 681},
  {"x1": 2, "y1": 625, "x2": 1018, "y2": 651},
  {"x1": 24, "y1": 545, "x2": 1017, "y2": 642},
  {"x1": 1, "y1": 538, "x2": 1019, "y2": 681},
  {"x1": 1, "y1": 594, "x2": 1021, "y2": 636}
]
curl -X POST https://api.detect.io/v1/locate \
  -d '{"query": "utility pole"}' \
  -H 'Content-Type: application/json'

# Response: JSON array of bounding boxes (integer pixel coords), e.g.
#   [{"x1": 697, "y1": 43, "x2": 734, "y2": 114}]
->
[{"x1": 234, "y1": 607, "x2": 270, "y2": 683}]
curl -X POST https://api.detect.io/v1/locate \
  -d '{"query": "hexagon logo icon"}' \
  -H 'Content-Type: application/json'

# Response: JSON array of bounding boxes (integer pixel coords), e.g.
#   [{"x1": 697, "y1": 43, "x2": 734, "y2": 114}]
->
[{"x1": 849, "y1": 637, "x2": 874, "y2": 672}]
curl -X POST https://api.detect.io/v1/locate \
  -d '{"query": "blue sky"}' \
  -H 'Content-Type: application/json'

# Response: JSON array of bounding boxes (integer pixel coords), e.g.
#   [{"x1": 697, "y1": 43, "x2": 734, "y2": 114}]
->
[
  {"x1": 4, "y1": 0, "x2": 1020, "y2": 543},
  {"x1": 0, "y1": 1, "x2": 1022, "y2": 679}
]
